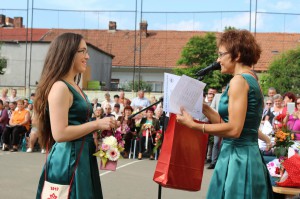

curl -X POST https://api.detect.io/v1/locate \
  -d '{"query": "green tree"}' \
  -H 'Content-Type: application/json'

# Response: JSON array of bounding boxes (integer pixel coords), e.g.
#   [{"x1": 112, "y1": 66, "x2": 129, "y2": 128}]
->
[
  {"x1": 262, "y1": 47, "x2": 300, "y2": 94},
  {"x1": 174, "y1": 33, "x2": 231, "y2": 91},
  {"x1": 0, "y1": 42, "x2": 7, "y2": 75},
  {"x1": 120, "y1": 80, "x2": 152, "y2": 92}
]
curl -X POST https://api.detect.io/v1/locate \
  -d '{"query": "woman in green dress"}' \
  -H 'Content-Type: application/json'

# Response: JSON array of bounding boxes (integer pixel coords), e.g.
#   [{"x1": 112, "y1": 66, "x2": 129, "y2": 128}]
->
[
  {"x1": 34, "y1": 33, "x2": 117, "y2": 199},
  {"x1": 177, "y1": 30, "x2": 273, "y2": 199}
]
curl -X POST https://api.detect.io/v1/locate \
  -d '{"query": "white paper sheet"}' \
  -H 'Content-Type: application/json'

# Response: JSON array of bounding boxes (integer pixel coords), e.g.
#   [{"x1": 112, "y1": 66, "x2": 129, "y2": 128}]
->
[
  {"x1": 287, "y1": 102, "x2": 295, "y2": 114},
  {"x1": 168, "y1": 75, "x2": 206, "y2": 118},
  {"x1": 163, "y1": 73, "x2": 181, "y2": 113}
]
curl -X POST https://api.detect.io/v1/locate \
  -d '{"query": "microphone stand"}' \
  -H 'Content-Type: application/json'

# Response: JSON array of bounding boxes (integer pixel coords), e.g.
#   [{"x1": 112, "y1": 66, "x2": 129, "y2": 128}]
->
[
  {"x1": 128, "y1": 99, "x2": 166, "y2": 199},
  {"x1": 157, "y1": 110, "x2": 166, "y2": 199},
  {"x1": 128, "y1": 99, "x2": 162, "y2": 119}
]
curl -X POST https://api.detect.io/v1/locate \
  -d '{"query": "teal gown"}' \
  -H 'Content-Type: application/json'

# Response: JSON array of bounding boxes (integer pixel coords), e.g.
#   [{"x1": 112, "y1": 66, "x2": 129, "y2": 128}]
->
[
  {"x1": 206, "y1": 74, "x2": 273, "y2": 199},
  {"x1": 36, "y1": 81, "x2": 103, "y2": 199}
]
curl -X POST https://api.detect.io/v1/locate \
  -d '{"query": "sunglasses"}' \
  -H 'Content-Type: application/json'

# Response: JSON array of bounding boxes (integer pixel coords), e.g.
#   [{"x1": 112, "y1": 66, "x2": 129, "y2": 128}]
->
[
  {"x1": 266, "y1": 103, "x2": 272, "y2": 105},
  {"x1": 297, "y1": 102, "x2": 300, "y2": 105}
]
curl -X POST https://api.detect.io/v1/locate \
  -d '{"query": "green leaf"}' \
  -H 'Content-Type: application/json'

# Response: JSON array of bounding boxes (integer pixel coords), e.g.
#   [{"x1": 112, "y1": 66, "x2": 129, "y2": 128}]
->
[
  {"x1": 174, "y1": 32, "x2": 231, "y2": 91},
  {"x1": 101, "y1": 157, "x2": 108, "y2": 168},
  {"x1": 262, "y1": 47, "x2": 300, "y2": 94}
]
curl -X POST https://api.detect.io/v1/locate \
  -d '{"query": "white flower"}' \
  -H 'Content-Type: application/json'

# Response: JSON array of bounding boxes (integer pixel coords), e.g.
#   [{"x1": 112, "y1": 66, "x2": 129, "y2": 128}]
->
[
  {"x1": 102, "y1": 136, "x2": 118, "y2": 148},
  {"x1": 106, "y1": 148, "x2": 120, "y2": 161}
]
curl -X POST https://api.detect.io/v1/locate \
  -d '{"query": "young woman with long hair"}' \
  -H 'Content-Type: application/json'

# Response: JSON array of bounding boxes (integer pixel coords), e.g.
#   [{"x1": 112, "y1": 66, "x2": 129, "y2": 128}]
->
[{"x1": 35, "y1": 33, "x2": 117, "y2": 199}]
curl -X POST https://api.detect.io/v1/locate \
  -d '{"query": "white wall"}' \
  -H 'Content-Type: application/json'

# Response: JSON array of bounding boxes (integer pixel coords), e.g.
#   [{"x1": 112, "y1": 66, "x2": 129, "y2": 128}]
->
[
  {"x1": 112, "y1": 66, "x2": 173, "y2": 92},
  {"x1": 0, "y1": 42, "x2": 48, "y2": 87},
  {"x1": 0, "y1": 42, "x2": 113, "y2": 91}
]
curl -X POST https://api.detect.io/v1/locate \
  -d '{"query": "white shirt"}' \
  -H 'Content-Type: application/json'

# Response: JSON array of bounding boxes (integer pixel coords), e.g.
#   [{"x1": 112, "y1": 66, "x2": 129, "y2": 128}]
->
[{"x1": 130, "y1": 97, "x2": 150, "y2": 109}]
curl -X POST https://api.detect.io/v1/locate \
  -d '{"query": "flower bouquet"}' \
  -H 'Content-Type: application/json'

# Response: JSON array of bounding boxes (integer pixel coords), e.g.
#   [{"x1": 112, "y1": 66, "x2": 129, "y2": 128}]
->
[
  {"x1": 141, "y1": 123, "x2": 155, "y2": 150},
  {"x1": 273, "y1": 126, "x2": 294, "y2": 158},
  {"x1": 93, "y1": 129, "x2": 124, "y2": 171},
  {"x1": 153, "y1": 129, "x2": 162, "y2": 153}
]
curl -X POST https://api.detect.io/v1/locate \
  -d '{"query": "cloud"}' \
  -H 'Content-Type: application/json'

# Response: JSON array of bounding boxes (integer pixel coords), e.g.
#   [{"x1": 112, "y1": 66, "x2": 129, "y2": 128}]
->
[
  {"x1": 211, "y1": 12, "x2": 265, "y2": 32},
  {"x1": 272, "y1": 1, "x2": 293, "y2": 10},
  {"x1": 153, "y1": 20, "x2": 204, "y2": 31}
]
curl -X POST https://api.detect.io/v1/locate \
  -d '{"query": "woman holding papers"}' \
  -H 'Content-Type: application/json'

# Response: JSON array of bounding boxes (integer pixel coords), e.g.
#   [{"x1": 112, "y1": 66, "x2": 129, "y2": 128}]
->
[{"x1": 177, "y1": 30, "x2": 273, "y2": 199}]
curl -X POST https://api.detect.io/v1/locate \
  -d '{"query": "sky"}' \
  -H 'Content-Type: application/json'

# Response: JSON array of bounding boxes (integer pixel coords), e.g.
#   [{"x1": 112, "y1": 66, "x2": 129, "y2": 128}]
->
[{"x1": 1, "y1": 0, "x2": 300, "y2": 33}]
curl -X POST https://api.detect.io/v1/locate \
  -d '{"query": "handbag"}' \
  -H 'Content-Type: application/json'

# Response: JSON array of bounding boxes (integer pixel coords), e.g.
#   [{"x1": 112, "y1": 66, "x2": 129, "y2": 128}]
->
[
  {"x1": 41, "y1": 137, "x2": 85, "y2": 199},
  {"x1": 153, "y1": 113, "x2": 208, "y2": 191}
]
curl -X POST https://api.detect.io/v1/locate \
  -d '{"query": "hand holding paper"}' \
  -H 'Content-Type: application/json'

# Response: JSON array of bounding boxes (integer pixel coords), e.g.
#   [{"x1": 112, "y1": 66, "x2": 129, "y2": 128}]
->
[
  {"x1": 164, "y1": 73, "x2": 206, "y2": 119},
  {"x1": 176, "y1": 108, "x2": 195, "y2": 128}
]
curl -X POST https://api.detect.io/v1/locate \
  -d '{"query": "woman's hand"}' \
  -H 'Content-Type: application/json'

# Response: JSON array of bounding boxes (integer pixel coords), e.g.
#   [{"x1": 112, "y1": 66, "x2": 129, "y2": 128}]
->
[
  {"x1": 97, "y1": 116, "x2": 117, "y2": 131},
  {"x1": 265, "y1": 142, "x2": 272, "y2": 151},
  {"x1": 176, "y1": 108, "x2": 195, "y2": 129}
]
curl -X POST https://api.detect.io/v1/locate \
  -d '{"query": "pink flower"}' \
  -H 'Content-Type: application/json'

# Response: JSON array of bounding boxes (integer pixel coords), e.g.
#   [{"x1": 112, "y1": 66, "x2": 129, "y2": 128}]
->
[
  {"x1": 106, "y1": 148, "x2": 120, "y2": 161},
  {"x1": 101, "y1": 144, "x2": 110, "y2": 151},
  {"x1": 118, "y1": 141, "x2": 125, "y2": 148}
]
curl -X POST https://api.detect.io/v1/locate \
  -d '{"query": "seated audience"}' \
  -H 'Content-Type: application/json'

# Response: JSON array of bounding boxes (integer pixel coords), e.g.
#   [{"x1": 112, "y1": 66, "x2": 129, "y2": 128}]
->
[
  {"x1": 138, "y1": 107, "x2": 160, "y2": 160},
  {"x1": 0, "y1": 100, "x2": 9, "y2": 145},
  {"x1": 112, "y1": 103, "x2": 122, "y2": 120},
  {"x1": 265, "y1": 94, "x2": 284, "y2": 129},
  {"x1": 117, "y1": 105, "x2": 136, "y2": 158},
  {"x1": 103, "y1": 104, "x2": 114, "y2": 118},
  {"x1": 0, "y1": 88, "x2": 9, "y2": 102},
  {"x1": 284, "y1": 97, "x2": 300, "y2": 140},
  {"x1": 2, "y1": 100, "x2": 30, "y2": 152}
]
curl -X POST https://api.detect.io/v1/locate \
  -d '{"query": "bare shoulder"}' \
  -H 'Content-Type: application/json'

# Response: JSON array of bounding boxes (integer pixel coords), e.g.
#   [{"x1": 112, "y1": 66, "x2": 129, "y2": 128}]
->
[
  {"x1": 48, "y1": 81, "x2": 70, "y2": 101},
  {"x1": 228, "y1": 75, "x2": 249, "y2": 94}
]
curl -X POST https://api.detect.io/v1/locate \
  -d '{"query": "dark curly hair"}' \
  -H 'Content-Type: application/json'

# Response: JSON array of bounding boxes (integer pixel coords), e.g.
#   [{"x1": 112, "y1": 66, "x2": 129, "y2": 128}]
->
[{"x1": 218, "y1": 30, "x2": 262, "y2": 66}]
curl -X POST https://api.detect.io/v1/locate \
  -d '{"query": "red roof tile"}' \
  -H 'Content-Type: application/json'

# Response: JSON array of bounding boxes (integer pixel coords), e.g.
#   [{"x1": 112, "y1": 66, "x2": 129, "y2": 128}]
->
[
  {"x1": 2, "y1": 28, "x2": 300, "y2": 71},
  {"x1": 0, "y1": 28, "x2": 50, "y2": 41}
]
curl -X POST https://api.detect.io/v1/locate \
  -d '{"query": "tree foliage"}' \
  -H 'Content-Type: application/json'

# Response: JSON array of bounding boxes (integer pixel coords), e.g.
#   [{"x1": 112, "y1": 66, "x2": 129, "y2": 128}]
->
[
  {"x1": 0, "y1": 42, "x2": 7, "y2": 75},
  {"x1": 174, "y1": 32, "x2": 231, "y2": 91},
  {"x1": 120, "y1": 80, "x2": 153, "y2": 92},
  {"x1": 261, "y1": 47, "x2": 300, "y2": 94}
]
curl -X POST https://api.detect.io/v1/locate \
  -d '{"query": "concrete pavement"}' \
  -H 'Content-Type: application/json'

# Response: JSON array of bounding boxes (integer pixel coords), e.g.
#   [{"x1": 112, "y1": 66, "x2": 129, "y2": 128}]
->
[{"x1": 0, "y1": 150, "x2": 213, "y2": 199}]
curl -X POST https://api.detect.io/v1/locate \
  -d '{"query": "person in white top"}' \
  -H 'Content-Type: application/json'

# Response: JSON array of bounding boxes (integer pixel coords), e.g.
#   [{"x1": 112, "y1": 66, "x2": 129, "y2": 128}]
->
[
  {"x1": 101, "y1": 92, "x2": 114, "y2": 108},
  {"x1": 130, "y1": 90, "x2": 150, "y2": 111},
  {"x1": 111, "y1": 103, "x2": 122, "y2": 120},
  {"x1": 8, "y1": 89, "x2": 20, "y2": 102},
  {"x1": 0, "y1": 88, "x2": 9, "y2": 102}
]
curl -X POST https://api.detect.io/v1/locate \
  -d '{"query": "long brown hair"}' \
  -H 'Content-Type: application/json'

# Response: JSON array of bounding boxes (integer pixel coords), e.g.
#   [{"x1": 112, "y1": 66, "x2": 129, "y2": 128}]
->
[{"x1": 34, "y1": 33, "x2": 83, "y2": 148}]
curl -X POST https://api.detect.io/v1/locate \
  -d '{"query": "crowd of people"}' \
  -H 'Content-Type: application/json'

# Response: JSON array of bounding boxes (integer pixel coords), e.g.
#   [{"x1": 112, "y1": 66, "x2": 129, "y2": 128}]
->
[
  {"x1": 0, "y1": 89, "x2": 38, "y2": 152},
  {"x1": 90, "y1": 89, "x2": 164, "y2": 159},
  {"x1": 0, "y1": 87, "x2": 165, "y2": 158}
]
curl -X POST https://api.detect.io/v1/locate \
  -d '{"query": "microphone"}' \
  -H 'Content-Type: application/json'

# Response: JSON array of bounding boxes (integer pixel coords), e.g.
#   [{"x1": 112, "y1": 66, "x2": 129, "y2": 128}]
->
[{"x1": 196, "y1": 62, "x2": 221, "y2": 77}]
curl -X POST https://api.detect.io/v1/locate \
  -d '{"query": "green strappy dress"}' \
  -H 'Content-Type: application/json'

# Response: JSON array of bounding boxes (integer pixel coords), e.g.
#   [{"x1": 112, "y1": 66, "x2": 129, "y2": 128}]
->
[
  {"x1": 36, "y1": 81, "x2": 103, "y2": 199},
  {"x1": 206, "y1": 74, "x2": 273, "y2": 199}
]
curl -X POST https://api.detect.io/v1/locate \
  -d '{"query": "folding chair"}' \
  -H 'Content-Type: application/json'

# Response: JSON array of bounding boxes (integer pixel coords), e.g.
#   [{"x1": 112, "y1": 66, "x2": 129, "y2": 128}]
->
[{"x1": 128, "y1": 138, "x2": 137, "y2": 159}]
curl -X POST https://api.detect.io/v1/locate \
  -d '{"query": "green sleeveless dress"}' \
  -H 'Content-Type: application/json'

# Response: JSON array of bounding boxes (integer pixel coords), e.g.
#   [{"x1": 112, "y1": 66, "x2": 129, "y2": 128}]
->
[
  {"x1": 36, "y1": 81, "x2": 103, "y2": 199},
  {"x1": 206, "y1": 74, "x2": 273, "y2": 199}
]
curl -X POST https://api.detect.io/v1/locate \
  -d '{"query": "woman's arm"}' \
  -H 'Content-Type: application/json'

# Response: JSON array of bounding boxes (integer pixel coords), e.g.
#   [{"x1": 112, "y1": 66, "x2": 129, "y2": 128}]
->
[
  {"x1": 202, "y1": 104, "x2": 223, "y2": 124},
  {"x1": 0, "y1": 109, "x2": 8, "y2": 122},
  {"x1": 283, "y1": 113, "x2": 290, "y2": 125},
  {"x1": 177, "y1": 75, "x2": 248, "y2": 138},
  {"x1": 9, "y1": 112, "x2": 16, "y2": 126},
  {"x1": 258, "y1": 130, "x2": 272, "y2": 151},
  {"x1": 49, "y1": 81, "x2": 117, "y2": 142}
]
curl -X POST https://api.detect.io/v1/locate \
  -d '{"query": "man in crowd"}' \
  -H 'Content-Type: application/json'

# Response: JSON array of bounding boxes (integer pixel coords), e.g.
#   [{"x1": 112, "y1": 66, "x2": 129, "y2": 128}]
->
[
  {"x1": 101, "y1": 92, "x2": 114, "y2": 108},
  {"x1": 111, "y1": 103, "x2": 122, "y2": 120},
  {"x1": 9, "y1": 89, "x2": 20, "y2": 102},
  {"x1": 130, "y1": 90, "x2": 150, "y2": 111},
  {"x1": 103, "y1": 104, "x2": 115, "y2": 118}
]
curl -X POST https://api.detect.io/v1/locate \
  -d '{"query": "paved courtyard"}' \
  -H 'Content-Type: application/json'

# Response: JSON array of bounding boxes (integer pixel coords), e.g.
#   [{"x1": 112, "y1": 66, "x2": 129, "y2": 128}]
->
[{"x1": 0, "y1": 150, "x2": 213, "y2": 199}]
